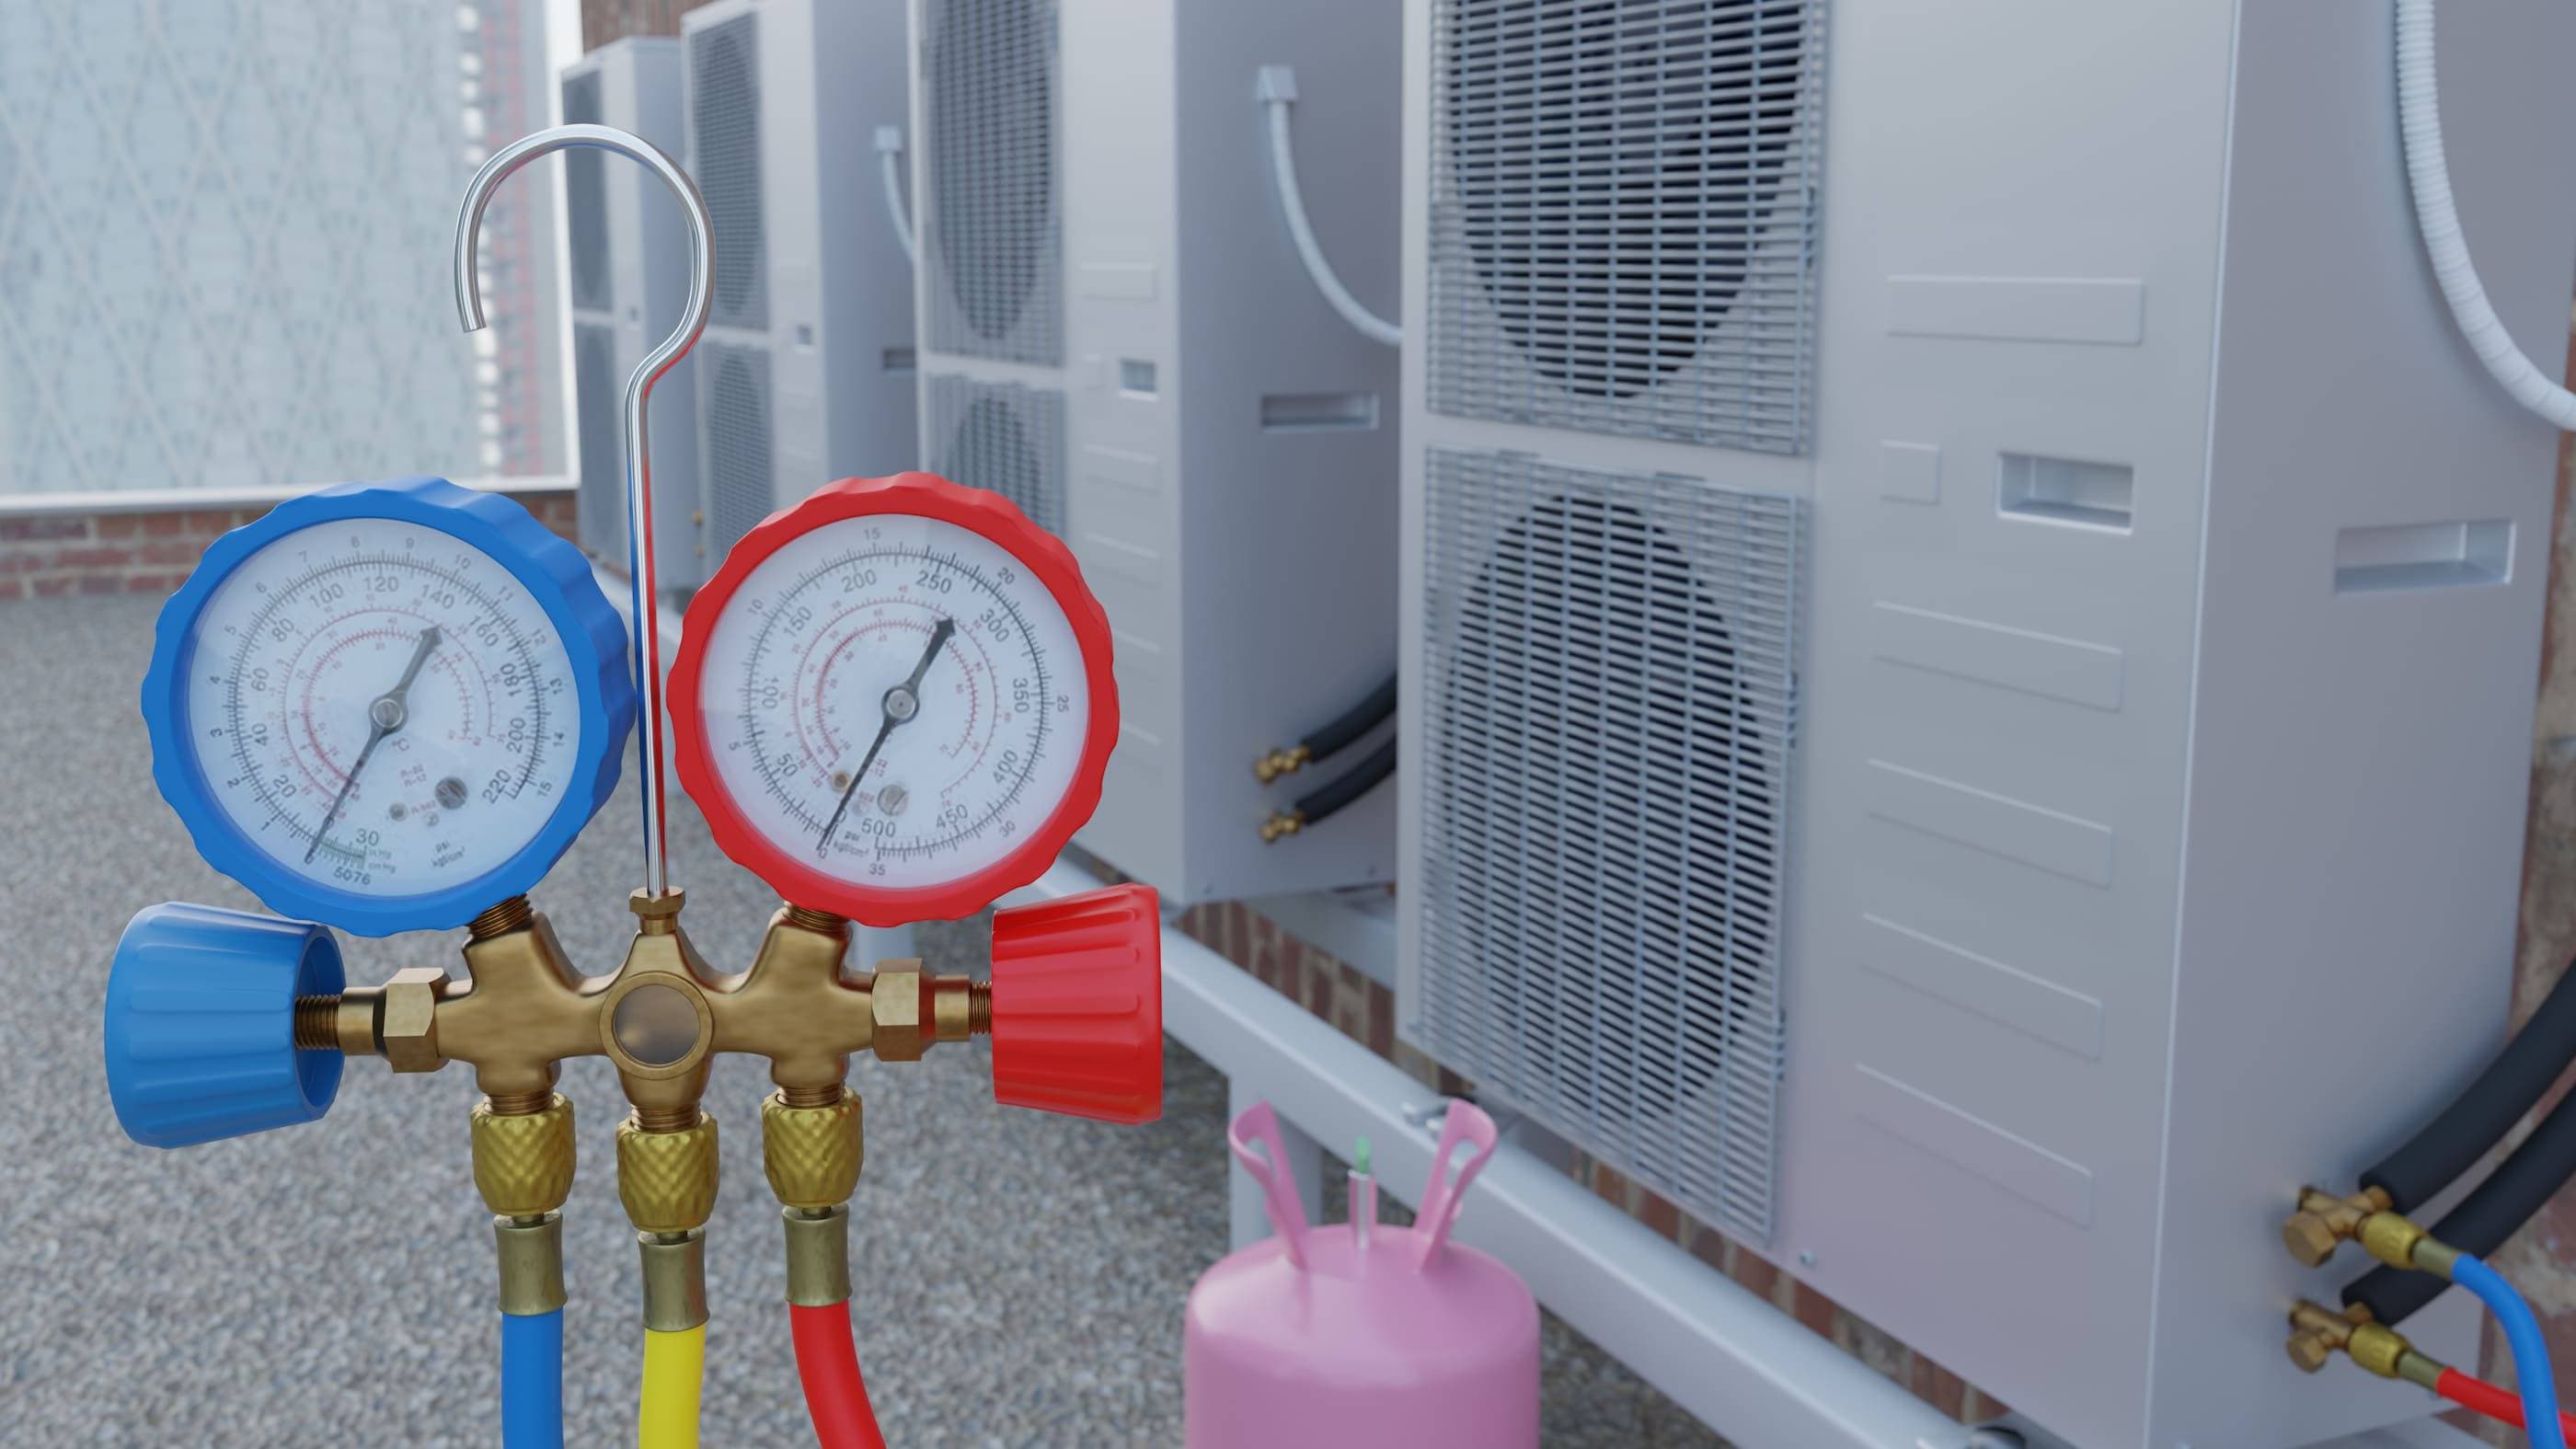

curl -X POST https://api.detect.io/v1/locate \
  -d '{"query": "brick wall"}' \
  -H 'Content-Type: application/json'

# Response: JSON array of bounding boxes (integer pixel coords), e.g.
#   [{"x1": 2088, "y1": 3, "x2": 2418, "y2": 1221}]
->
[
  {"x1": 581, "y1": 0, "x2": 720, "y2": 52},
  {"x1": 1175, "y1": 898, "x2": 2012, "y2": 1430},
  {"x1": 0, "y1": 490, "x2": 579, "y2": 602}
]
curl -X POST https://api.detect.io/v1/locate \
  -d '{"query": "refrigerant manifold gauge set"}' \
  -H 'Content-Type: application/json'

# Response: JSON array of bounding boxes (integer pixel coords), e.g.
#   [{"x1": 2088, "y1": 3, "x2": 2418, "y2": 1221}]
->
[{"x1": 98, "y1": 125, "x2": 1161, "y2": 1449}]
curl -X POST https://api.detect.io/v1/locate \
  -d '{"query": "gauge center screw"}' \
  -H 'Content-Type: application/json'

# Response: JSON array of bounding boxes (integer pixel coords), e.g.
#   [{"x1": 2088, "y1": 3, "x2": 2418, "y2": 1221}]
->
[
  {"x1": 369, "y1": 695, "x2": 408, "y2": 731},
  {"x1": 882, "y1": 686, "x2": 919, "y2": 723}
]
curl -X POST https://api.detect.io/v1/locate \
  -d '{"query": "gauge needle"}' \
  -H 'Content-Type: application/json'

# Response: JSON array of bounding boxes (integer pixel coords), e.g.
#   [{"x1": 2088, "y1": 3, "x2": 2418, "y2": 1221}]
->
[
  {"x1": 305, "y1": 626, "x2": 441, "y2": 864},
  {"x1": 816, "y1": 616, "x2": 954, "y2": 856}
]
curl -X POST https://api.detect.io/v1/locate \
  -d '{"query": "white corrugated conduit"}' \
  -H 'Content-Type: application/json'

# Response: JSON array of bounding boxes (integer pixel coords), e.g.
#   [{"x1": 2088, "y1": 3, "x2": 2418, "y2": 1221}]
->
[
  {"x1": 875, "y1": 124, "x2": 915, "y2": 268},
  {"x1": 1257, "y1": 65, "x2": 1401, "y2": 348},
  {"x1": 2395, "y1": 0, "x2": 2576, "y2": 430}
]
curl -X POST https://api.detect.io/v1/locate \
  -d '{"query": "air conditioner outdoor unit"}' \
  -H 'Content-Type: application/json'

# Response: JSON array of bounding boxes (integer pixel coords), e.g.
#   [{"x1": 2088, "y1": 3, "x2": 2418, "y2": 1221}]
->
[
  {"x1": 561, "y1": 38, "x2": 703, "y2": 592},
  {"x1": 682, "y1": 0, "x2": 917, "y2": 576},
  {"x1": 908, "y1": 0, "x2": 1403, "y2": 908},
  {"x1": 1394, "y1": 3, "x2": 2576, "y2": 1446}
]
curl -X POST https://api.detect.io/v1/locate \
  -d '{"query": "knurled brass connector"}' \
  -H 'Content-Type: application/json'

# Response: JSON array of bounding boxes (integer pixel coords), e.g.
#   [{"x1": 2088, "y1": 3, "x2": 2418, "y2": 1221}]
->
[
  {"x1": 2283, "y1": 1186, "x2": 2392, "y2": 1268},
  {"x1": 2347, "y1": 1320, "x2": 2413, "y2": 1381},
  {"x1": 616, "y1": 1110, "x2": 720, "y2": 1236},
  {"x1": 471, "y1": 1094, "x2": 576, "y2": 1218},
  {"x1": 762, "y1": 1091, "x2": 863, "y2": 1211},
  {"x1": 783, "y1": 1204, "x2": 852, "y2": 1307},
  {"x1": 1253, "y1": 743, "x2": 1311, "y2": 783},
  {"x1": 1259, "y1": 810, "x2": 1305, "y2": 844},
  {"x1": 2359, "y1": 1212, "x2": 2431, "y2": 1273},
  {"x1": 374, "y1": 966, "x2": 448, "y2": 1073},
  {"x1": 870, "y1": 961, "x2": 928, "y2": 1062},
  {"x1": 493, "y1": 1213, "x2": 567, "y2": 1317}
]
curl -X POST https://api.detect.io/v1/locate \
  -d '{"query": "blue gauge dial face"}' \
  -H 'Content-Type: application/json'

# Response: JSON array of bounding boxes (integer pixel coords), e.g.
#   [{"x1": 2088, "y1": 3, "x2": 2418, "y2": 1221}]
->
[{"x1": 179, "y1": 516, "x2": 584, "y2": 898}]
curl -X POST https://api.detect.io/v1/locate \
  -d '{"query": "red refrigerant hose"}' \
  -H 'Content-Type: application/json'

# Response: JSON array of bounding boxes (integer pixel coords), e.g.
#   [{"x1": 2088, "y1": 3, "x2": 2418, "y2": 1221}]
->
[
  {"x1": 789, "y1": 1302, "x2": 887, "y2": 1449},
  {"x1": 2437, "y1": 1365, "x2": 2576, "y2": 1439}
]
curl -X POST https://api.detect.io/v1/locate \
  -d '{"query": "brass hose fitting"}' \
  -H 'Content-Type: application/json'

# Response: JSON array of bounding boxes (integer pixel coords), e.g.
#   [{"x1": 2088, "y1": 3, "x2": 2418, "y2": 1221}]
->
[
  {"x1": 2283, "y1": 1186, "x2": 2393, "y2": 1268},
  {"x1": 782, "y1": 1204, "x2": 853, "y2": 1307},
  {"x1": 2355, "y1": 1211, "x2": 2458, "y2": 1278},
  {"x1": 2285, "y1": 1300, "x2": 2369, "y2": 1374},
  {"x1": 1254, "y1": 743, "x2": 1311, "y2": 783},
  {"x1": 471, "y1": 1093, "x2": 577, "y2": 1218},
  {"x1": 762, "y1": 1091, "x2": 863, "y2": 1212},
  {"x1": 493, "y1": 1213, "x2": 567, "y2": 1317},
  {"x1": 1259, "y1": 809, "x2": 1306, "y2": 843},
  {"x1": 638, "y1": 1229, "x2": 708, "y2": 1332},
  {"x1": 617, "y1": 1110, "x2": 720, "y2": 1236},
  {"x1": 2286, "y1": 1300, "x2": 2448, "y2": 1389}
]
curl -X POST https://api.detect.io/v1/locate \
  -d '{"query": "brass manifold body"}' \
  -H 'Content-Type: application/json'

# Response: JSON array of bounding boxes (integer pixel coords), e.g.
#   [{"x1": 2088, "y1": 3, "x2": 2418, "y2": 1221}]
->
[{"x1": 296, "y1": 889, "x2": 986, "y2": 1311}]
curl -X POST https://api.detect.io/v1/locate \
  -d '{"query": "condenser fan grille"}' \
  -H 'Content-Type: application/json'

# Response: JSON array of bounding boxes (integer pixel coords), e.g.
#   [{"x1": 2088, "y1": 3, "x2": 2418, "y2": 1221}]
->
[
  {"x1": 1412, "y1": 447, "x2": 1803, "y2": 1242},
  {"x1": 561, "y1": 71, "x2": 610, "y2": 315},
  {"x1": 1428, "y1": 0, "x2": 1824, "y2": 453},
  {"x1": 922, "y1": 0, "x2": 1061, "y2": 365},
  {"x1": 572, "y1": 321, "x2": 626, "y2": 562},
  {"x1": 690, "y1": 13, "x2": 767, "y2": 331},
  {"x1": 701, "y1": 342, "x2": 774, "y2": 567},
  {"x1": 926, "y1": 374, "x2": 1065, "y2": 535}
]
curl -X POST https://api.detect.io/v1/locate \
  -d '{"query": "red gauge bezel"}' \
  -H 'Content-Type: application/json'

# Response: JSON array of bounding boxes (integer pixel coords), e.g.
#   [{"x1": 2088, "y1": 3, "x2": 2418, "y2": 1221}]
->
[{"x1": 667, "y1": 472, "x2": 1119, "y2": 926}]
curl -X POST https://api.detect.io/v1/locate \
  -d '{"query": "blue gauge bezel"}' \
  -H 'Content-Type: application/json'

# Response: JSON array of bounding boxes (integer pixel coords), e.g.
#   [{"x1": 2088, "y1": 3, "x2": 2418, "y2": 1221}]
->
[{"x1": 141, "y1": 477, "x2": 634, "y2": 937}]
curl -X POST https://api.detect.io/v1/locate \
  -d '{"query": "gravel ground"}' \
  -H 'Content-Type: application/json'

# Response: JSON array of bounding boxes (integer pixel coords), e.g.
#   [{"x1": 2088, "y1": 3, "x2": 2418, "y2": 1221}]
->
[{"x1": 0, "y1": 591, "x2": 1723, "y2": 1446}]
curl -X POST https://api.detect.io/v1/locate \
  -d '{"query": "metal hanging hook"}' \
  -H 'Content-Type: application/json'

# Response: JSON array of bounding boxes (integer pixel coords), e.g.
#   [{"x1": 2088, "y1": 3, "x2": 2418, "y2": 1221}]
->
[{"x1": 453, "y1": 123, "x2": 711, "y2": 901}]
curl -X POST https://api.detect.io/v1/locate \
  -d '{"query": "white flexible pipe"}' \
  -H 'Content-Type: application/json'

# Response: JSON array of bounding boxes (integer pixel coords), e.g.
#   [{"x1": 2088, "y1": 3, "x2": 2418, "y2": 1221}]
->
[
  {"x1": 1258, "y1": 65, "x2": 1400, "y2": 348},
  {"x1": 2395, "y1": 0, "x2": 2576, "y2": 429},
  {"x1": 874, "y1": 125, "x2": 915, "y2": 269}
]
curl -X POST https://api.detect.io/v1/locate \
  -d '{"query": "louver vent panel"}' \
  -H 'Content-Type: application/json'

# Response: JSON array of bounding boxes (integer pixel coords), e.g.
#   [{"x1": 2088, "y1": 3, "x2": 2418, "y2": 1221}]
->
[
  {"x1": 1427, "y1": 0, "x2": 1825, "y2": 454},
  {"x1": 1412, "y1": 447, "x2": 1803, "y2": 1243},
  {"x1": 690, "y1": 12, "x2": 767, "y2": 332},
  {"x1": 921, "y1": 0, "x2": 1061, "y2": 366},
  {"x1": 561, "y1": 71, "x2": 611, "y2": 315},
  {"x1": 700, "y1": 341, "x2": 775, "y2": 568},
  {"x1": 573, "y1": 321, "x2": 626, "y2": 562},
  {"x1": 926, "y1": 373, "x2": 1064, "y2": 535}
]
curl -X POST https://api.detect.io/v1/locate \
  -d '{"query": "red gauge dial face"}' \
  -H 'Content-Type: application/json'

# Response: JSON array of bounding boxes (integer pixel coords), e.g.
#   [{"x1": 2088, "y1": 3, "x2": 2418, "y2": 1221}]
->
[{"x1": 670, "y1": 474, "x2": 1116, "y2": 925}]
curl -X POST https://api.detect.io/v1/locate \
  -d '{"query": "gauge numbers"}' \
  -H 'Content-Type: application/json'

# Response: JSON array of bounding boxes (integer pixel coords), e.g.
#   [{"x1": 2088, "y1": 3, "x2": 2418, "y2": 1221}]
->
[
  {"x1": 181, "y1": 517, "x2": 581, "y2": 897},
  {"x1": 693, "y1": 512, "x2": 1087, "y2": 891}
]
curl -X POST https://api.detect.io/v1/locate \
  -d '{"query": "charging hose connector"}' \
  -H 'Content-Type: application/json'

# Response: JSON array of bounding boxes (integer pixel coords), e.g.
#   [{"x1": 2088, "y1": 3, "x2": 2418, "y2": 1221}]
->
[
  {"x1": 2359, "y1": 1211, "x2": 2463, "y2": 1280},
  {"x1": 783, "y1": 1204, "x2": 854, "y2": 1308},
  {"x1": 495, "y1": 1213, "x2": 569, "y2": 1317}
]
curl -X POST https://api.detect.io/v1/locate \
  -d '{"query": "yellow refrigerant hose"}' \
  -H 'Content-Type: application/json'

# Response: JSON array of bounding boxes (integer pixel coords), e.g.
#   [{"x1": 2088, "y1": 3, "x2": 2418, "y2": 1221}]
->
[{"x1": 638, "y1": 1324, "x2": 707, "y2": 1449}]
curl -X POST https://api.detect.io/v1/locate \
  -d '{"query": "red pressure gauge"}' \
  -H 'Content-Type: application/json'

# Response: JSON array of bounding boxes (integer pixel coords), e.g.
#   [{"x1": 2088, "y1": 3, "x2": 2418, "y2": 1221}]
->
[{"x1": 669, "y1": 473, "x2": 1119, "y2": 926}]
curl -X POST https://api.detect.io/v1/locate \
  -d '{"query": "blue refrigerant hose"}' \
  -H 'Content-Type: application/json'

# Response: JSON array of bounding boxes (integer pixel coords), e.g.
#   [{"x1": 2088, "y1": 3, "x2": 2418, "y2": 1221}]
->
[
  {"x1": 2453, "y1": 1253, "x2": 2565, "y2": 1449},
  {"x1": 501, "y1": 1308, "x2": 566, "y2": 1449}
]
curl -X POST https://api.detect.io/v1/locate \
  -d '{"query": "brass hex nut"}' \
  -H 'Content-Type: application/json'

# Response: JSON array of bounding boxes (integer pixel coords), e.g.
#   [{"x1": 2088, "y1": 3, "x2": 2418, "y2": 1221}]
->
[
  {"x1": 617, "y1": 1112, "x2": 720, "y2": 1235},
  {"x1": 762, "y1": 1093, "x2": 863, "y2": 1211},
  {"x1": 2281, "y1": 1211, "x2": 2341, "y2": 1269},
  {"x1": 471, "y1": 1095, "x2": 578, "y2": 1218},
  {"x1": 2284, "y1": 1330, "x2": 2331, "y2": 1374},
  {"x1": 871, "y1": 964, "x2": 927, "y2": 1062},
  {"x1": 378, "y1": 967, "x2": 447, "y2": 1073}
]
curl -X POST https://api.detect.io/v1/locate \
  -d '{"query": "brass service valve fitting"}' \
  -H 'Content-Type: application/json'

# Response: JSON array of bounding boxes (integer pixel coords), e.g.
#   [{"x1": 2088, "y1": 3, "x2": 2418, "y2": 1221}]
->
[
  {"x1": 762, "y1": 1091, "x2": 863, "y2": 1212},
  {"x1": 2283, "y1": 1186, "x2": 2392, "y2": 1268},
  {"x1": 1253, "y1": 743, "x2": 1311, "y2": 783},
  {"x1": 2284, "y1": 1301, "x2": 2368, "y2": 1374},
  {"x1": 1259, "y1": 809, "x2": 1306, "y2": 844}
]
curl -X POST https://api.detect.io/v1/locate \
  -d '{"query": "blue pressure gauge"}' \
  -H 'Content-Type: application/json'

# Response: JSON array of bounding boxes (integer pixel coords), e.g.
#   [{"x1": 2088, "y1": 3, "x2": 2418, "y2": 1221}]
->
[{"x1": 141, "y1": 477, "x2": 632, "y2": 936}]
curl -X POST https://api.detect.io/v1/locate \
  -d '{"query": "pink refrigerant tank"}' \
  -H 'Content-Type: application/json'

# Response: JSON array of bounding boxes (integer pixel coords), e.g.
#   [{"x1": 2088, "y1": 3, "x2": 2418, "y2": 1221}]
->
[{"x1": 1184, "y1": 1098, "x2": 1539, "y2": 1449}]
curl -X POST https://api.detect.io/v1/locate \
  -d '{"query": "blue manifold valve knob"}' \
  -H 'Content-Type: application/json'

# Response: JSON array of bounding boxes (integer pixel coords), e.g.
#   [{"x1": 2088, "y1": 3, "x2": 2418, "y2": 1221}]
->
[{"x1": 105, "y1": 902, "x2": 346, "y2": 1148}]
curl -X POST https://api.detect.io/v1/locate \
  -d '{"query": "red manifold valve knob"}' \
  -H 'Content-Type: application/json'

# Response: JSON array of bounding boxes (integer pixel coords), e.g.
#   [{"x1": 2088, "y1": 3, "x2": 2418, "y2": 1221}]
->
[{"x1": 987, "y1": 883, "x2": 1164, "y2": 1125}]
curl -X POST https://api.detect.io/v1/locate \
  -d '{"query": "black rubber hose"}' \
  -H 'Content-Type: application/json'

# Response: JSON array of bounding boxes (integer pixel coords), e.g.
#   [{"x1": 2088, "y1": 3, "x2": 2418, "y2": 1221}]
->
[
  {"x1": 1293, "y1": 737, "x2": 1395, "y2": 828},
  {"x1": 2343, "y1": 1075, "x2": 2576, "y2": 1325},
  {"x1": 1299, "y1": 673, "x2": 1397, "y2": 765},
  {"x1": 2360, "y1": 961, "x2": 2576, "y2": 1212}
]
